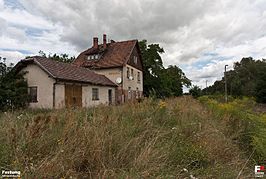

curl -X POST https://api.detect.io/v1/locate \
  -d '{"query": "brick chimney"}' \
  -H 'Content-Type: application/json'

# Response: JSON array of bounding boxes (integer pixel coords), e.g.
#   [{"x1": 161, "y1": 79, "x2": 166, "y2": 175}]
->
[
  {"x1": 103, "y1": 34, "x2": 107, "y2": 49},
  {"x1": 93, "y1": 37, "x2": 98, "y2": 49}
]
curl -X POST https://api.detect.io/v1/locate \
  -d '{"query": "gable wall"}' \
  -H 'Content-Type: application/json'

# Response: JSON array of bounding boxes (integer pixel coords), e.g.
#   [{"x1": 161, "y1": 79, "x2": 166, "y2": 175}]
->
[
  {"x1": 127, "y1": 46, "x2": 143, "y2": 71},
  {"x1": 93, "y1": 68, "x2": 122, "y2": 86},
  {"x1": 22, "y1": 64, "x2": 55, "y2": 108}
]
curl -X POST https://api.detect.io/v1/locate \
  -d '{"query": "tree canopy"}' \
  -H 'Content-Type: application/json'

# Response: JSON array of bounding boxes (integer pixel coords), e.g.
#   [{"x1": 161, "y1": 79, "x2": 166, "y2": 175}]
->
[
  {"x1": 37, "y1": 50, "x2": 75, "y2": 63},
  {"x1": 189, "y1": 85, "x2": 202, "y2": 98},
  {"x1": 203, "y1": 57, "x2": 266, "y2": 103},
  {"x1": 139, "y1": 40, "x2": 191, "y2": 98},
  {"x1": 0, "y1": 57, "x2": 28, "y2": 111}
]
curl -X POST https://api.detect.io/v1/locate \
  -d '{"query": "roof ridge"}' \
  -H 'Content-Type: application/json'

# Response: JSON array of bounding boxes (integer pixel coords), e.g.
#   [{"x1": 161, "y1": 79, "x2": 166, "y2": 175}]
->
[{"x1": 24, "y1": 56, "x2": 117, "y2": 86}]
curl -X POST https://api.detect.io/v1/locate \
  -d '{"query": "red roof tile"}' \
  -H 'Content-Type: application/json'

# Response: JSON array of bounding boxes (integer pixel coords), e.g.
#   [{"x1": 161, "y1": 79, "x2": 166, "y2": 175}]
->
[
  {"x1": 73, "y1": 40, "x2": 138, "y2": 69},
  {"x1": 18, "y1": 56, "x2": 117, "y2": 87}
]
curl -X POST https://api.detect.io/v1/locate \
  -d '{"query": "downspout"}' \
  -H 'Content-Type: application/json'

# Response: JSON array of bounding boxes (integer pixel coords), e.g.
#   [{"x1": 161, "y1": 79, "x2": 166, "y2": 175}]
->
[
  {"x1": 121, "y1": 66, "x2": 124, "y2": 103},
  {"x1": 53, "y1": 79, "x2": 58, "y2": 108}
]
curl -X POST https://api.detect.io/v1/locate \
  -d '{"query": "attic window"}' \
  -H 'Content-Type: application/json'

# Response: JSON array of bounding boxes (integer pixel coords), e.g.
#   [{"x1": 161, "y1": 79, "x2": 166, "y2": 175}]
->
[
  {"x1": 134, "y1": 56, "x2": 137, "y2": 64},
  {"x1": 87, "y1": 54, "x2": 99, "y2": 60}
]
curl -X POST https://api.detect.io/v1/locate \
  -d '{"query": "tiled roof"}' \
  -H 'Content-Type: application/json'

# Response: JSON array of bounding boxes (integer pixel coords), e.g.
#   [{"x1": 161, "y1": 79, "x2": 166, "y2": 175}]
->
[
  {"x1": 18, "y1": 56, "x2": 117, "y2": 87},
  {"x1": 73, "y1": 40, "x2": 137, "y2": 69}
]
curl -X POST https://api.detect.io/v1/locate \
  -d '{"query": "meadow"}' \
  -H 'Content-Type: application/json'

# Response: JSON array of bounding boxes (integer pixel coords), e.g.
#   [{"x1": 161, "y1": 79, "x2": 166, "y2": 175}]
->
[{"x1": 0, "y1": 96, "x2": 265, "y2": 178}]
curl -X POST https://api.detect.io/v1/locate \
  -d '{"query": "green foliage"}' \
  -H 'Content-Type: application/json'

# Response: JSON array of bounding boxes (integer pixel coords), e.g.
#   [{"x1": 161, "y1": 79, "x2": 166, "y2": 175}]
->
[
  {"x1": 255, "y1": 67, "x2": 266, "y2": 103},
  {"x1": 139, "y1": 40, "x2": 191, "y2": 98},
  {"x1": 199, "y1": 96, "x2": 266, "y2": 161},
  {"x1": 37, "y1": 50, "x2": 75, "y2": 63},
  {"x1": 189, "y1": 85, "x2": 202, "y2": 98},
  {"x1": 203, "y1": 57, "x2": 266, "y2": 103},
  {"x1": 0, "y1": 57, "x2": 28, "y2": 111}
]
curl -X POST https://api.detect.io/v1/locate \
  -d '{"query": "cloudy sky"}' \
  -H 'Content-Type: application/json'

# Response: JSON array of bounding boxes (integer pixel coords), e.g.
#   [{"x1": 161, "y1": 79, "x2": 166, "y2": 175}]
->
[{"x1": 0, "y1": 0, "x2": 266, "y2": 88}]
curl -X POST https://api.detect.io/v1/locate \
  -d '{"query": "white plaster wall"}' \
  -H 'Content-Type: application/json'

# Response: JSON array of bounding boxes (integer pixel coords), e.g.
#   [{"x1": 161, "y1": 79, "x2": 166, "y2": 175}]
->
[
  {"x1": 23, "y1": 64, "x2": 55, "y2": 108},
  {"x1": 55, "y1": 84, "x2": 65, "y2": 108},
  {"x1": 82, "y1": 85, "x2": 115, "y2": 107},
  {"x1": 93, "y1": 68, "x2": 122, "y2": 84},
  {"x1": 122, "y1": 64, "x2": 143, "y2": 91}
]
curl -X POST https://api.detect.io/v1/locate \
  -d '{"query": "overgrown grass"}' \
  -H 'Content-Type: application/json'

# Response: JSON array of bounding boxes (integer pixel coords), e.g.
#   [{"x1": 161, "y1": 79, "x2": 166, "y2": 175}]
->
[
  {"x1": 199, "y1": 96, "x2": 266, "y2": 165},
  {"x1": 0, "y1": 96, "x2": 259, "y2": 178}
]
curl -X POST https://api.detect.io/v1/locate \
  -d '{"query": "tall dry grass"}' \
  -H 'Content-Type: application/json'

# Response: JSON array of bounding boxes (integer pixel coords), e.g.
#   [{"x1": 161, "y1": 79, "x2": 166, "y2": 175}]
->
[{"x1": 0, "y1": 96, "x2": 254, "y2": 178}]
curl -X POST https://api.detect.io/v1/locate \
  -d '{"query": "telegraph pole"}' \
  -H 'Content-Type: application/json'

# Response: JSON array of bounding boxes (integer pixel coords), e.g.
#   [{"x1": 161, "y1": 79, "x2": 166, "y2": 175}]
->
[
  {"x1": 224, "y1": 65, "x2": 228, "y2": 103},
  {"x1": 205, "y1": 80, "x2": 208, "y2": 95}
]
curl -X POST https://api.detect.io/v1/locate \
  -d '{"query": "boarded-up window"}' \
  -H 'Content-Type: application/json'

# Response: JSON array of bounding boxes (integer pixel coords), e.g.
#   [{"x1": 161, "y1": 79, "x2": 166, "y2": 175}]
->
[
  {"x1": 92, "y1": 88, "x2": 99, "y2": 100},
  {"x1": 29, "y1": 86, "x2": 37, "y2": 103}
]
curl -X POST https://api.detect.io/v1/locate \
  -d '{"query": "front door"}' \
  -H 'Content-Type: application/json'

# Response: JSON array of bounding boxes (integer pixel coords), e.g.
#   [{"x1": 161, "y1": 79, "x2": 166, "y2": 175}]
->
[
  {"x1": 108, "y1": 89, "x2": 112, "y2": 105},
  {"x1": 65, "y1": 84, "x2": 82, "y2": 108}
]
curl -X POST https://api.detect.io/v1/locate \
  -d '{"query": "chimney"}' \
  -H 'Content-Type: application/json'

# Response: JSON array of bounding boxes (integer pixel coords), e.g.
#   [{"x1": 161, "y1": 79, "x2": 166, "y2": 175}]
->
[
  {"x1": 93, "y1": 37, "x2": 98, "y2": 49},
  {"x1": 103, "y1": 34, "x2": 107, "y2": 49}
]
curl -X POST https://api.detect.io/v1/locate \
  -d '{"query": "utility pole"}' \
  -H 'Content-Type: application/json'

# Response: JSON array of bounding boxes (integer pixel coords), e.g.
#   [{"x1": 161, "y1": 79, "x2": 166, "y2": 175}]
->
[
  {"x1": 205, "y1": 80, "x2": 208, "y2": 95},
  {"x1": 224, "y1": 65, "x2": 228, "y2": 103}
]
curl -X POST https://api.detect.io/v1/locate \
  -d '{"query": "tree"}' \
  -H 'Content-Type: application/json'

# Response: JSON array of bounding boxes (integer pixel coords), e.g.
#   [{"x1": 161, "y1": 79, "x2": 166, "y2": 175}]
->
[
  {"x1": 0, "y1": 57, "x2": 28, "y2": 110},
  {"x1": 203, "y1": 57, "x2": 266, "y2": 103},
  {"x1": 139, "y1": 40, "x2": 191, "y2": 98},
  {"x1": 159, "y1": 65, "x2": 191, "y2": 97},
  {"x1": 139, "y1": 40, "x2": 164, "y2": 97},
  {"x1": 255, "y1": 64, "x2": 266, "y2": 103},
  {"x1": 189, "y1": 85, "x2": 202, "y2": 98},
  {"x1": 37, "y1": 50, "x2": 75, "y2": 63}
]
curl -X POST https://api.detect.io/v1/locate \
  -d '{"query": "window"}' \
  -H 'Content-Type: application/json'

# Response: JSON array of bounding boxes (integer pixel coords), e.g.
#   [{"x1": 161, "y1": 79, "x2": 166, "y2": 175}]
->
[
  {"x1": 134, "y1": 56, "x2": 138, "y2": 64},
  {"x1": 87, "y1": 54, "x2": 100, "y2": 60},
  {"x1": 127, "y1": 67, "x2": 130, "y2": 78},
  {"x1": 92, "y1": 88, "x2": 99, "y2": 100},
  {"x1": 29, "y1": 86, "x2": 37, "y2": 103},
  {"x1": 136, "y1": 87, "x2": 139, "y2": 99},
  {"x1": 128, "y1": 87, "x2": 131, "y2": 99},
  {"x1": 131, "y1": 69, "x2": 134, "y2": 80},
  {"x1": 137, "y1": 72, "x2": 140, "y2": 82}
]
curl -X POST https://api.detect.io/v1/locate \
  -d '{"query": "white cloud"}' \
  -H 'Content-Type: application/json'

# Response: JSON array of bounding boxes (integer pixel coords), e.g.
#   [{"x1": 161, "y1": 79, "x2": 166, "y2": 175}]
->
[
  {"x1": 0, "y1": 0, "x2": 265, "y2": 88},
  {"x1": 0, "y1": 50, "x2": 26, "y2": 65},
  {"x1": 0, "y1": 0, "x2": 3, "y2": 10}
]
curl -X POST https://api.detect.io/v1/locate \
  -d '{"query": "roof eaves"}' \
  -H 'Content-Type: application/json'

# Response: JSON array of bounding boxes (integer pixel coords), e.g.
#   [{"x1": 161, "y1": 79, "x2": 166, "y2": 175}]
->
[
  {"x1": 32, "y1": 58, "x2": 56, "y2": 79},
  {"x1": 56, "y1": 77, "x2": 117, "y2": 87}
]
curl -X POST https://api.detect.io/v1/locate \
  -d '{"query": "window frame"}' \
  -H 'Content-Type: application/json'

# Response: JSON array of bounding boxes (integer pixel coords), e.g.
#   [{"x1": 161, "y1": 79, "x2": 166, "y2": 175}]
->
[
  {"x1": 137, "y1": 72, "x2": 140, "y2": 83},
  {"x1": 128, "y1": 87, "x2": 131, "y2": 99},
  {"x1": 92, "y1": 88, "x2": 99, "y2": 101},
  {"x1": 127, "y1": 67, "x2": 130, "y2": 79},
  {"x1": 134, "y1": 56, "x2": 138, "y2": 64},
  {"x1": 131, "y1": 69, "x2": 134, "y2": 80},
  {"x1": 28, "y1": 86, "x2": 38, "y2": 103}
]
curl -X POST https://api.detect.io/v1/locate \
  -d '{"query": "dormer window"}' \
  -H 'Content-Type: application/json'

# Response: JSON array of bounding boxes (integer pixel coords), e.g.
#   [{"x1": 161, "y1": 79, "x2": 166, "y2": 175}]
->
[{"x1": 87, "y1": 54, "x2": 99, "y2": 60}]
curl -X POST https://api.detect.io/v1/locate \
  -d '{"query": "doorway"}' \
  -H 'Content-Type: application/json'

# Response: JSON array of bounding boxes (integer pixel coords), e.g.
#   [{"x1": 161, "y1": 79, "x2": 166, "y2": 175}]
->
[
  {"x1": 65, "y1": 84, "x2": 82, "y2": 108},
  {"x1": 108, "y1": 89, "x2": 112, "y2": 105}
]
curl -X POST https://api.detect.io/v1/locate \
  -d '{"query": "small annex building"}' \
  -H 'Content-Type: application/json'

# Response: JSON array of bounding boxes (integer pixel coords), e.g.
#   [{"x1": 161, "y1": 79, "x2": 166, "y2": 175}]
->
[{"x1": 15, "y1": 56, "x2": 117, "y2": 108}]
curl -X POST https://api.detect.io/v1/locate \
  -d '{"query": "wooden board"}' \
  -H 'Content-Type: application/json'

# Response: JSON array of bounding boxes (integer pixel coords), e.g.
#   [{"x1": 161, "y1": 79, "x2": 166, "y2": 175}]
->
[{"x1": 65, "y1": 84, "x2": 82, "y2": 108}]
